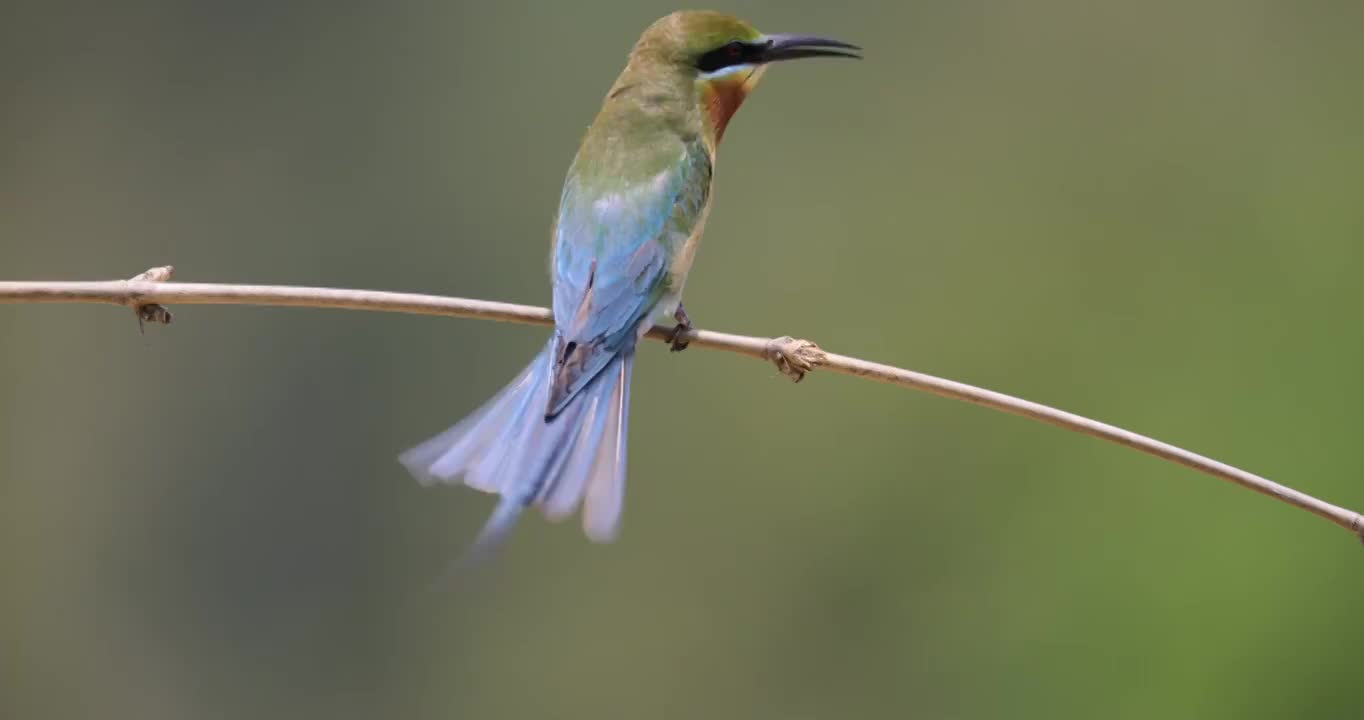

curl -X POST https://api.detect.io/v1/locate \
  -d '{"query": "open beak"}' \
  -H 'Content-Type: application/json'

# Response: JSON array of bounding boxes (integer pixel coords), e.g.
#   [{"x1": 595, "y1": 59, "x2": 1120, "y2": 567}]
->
[{"x1": 760, "y1": 34, "x2": 862, "y2": 63}]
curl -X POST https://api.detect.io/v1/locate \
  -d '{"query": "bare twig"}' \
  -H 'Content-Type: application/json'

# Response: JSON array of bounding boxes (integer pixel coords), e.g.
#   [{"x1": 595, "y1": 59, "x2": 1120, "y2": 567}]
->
[{"x1": 2, "y1": 267, "x2": 1361, "y2": 545}]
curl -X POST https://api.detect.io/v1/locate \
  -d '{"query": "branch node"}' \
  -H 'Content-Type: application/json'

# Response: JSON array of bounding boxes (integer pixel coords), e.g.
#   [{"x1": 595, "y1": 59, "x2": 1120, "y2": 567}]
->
[
  {"x1": 127, "y1": 265, "x2": 175, "y2": 333},
  {"x1": 764, "y1": 336, "x2": 826, "y2": 383}
]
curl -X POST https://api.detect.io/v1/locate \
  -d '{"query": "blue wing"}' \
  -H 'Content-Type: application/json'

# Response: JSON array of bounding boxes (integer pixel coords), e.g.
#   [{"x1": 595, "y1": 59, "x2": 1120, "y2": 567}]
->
[{"x1": 545, "y1": 138, "x2": 711, "y2": 416}]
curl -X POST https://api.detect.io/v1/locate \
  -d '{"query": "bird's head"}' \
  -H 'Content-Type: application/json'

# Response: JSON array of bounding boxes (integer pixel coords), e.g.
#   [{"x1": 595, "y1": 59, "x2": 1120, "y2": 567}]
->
[{"x1": 629, "y1": 11, "x2": 860, "y2": 142}]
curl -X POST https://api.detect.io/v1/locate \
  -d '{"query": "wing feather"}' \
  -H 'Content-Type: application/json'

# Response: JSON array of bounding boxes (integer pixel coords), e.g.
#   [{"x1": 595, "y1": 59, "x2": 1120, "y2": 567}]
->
[{"x1": 545, "y1": 138, "x2": 711, "y2": 416}]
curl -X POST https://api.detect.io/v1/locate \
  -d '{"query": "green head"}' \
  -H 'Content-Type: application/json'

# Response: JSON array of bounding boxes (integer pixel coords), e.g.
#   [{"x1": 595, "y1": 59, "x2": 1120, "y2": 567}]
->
[{"x1": 627, "y1": 11, "x2": 860, "y2": 141}]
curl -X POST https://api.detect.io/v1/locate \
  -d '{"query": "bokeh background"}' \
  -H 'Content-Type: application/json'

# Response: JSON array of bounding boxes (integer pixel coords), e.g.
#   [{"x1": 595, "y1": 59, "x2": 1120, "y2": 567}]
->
[{"x1": 4, "y1": 1, "x2": 1363, "y2": 717}]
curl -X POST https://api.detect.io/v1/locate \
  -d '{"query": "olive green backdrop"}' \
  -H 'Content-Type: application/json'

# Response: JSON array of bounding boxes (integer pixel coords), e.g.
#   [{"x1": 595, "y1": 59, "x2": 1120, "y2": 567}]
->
[{"x1": 3, "y1": 1, "x2": 1362, "y2": 718}]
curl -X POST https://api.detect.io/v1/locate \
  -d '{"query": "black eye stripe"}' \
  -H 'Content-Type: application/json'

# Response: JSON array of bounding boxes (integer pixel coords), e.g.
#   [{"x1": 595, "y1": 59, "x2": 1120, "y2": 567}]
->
[{"x1": 696, "y1": 41, "x2": 764, "y2": 73}]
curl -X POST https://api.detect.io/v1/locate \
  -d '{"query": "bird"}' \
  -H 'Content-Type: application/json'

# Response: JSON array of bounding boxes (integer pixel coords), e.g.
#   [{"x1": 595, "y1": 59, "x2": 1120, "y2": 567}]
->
[{"x1": 400, "y1": 10, "x2": 859, "y2": 560}]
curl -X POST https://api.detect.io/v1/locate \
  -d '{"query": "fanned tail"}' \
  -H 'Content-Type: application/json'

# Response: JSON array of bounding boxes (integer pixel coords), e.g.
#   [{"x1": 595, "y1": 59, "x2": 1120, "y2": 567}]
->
[{"x1": 400, "y1": 338, "x2": 634, "y2": 561}]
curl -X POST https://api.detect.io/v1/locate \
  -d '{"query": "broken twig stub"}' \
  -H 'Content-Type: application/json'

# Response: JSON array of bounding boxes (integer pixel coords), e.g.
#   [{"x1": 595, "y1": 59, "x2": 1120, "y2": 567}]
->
[{"x1": 127, "y1": 265, "x2": 175, "y2": 333}]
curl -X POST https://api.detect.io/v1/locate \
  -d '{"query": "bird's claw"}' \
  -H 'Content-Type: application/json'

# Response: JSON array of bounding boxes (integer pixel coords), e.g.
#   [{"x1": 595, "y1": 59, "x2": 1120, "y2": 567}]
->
[
  {"x1": 667, "y1": 304, "x2": 693, "y2": 352},
  {"x1": 667, "y1": 324, "x2": 691, "y2": 352}
]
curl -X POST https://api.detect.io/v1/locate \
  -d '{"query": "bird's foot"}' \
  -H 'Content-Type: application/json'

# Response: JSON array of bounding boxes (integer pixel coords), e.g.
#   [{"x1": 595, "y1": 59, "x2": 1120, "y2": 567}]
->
[{"x1": 667, "y1": 304, "x2": 693, "y2": 352}]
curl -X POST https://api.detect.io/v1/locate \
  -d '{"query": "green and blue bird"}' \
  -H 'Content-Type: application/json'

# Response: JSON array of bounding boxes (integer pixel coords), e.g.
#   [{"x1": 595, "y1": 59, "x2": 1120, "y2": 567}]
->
[{"x1": 401, "y1": 11, "x2": 859, "y2": 556}]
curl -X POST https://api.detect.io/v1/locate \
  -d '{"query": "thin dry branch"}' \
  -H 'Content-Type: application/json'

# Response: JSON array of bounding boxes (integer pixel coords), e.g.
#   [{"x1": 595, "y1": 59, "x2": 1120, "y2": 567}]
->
[{"x1": 2, "y1": 266, "x2": 1361, "y2": 545}]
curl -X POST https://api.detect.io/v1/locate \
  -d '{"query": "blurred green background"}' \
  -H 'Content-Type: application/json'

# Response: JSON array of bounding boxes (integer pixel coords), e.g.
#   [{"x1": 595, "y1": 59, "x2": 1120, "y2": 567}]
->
[{"x1": 3, "y1": 1, "x2": 1363, "y2": 718}]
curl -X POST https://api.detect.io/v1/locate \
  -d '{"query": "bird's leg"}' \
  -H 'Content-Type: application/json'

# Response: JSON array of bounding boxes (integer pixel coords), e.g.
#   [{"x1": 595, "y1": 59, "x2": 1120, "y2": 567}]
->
[{"x1": 667, "y1": 304, "x2": 693, "y2": 352}]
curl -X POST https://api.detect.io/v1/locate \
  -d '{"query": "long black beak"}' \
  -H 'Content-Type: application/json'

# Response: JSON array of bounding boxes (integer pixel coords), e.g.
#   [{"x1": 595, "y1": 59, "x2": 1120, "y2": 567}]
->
[{"x1": 761, "y1": 34, "x2": 862, "y2": 63}]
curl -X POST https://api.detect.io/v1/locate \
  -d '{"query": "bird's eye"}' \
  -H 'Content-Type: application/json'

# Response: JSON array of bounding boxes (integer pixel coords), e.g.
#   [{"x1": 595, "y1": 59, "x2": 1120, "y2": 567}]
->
[{"x1": 698, "y1": 41, "x2": 753, "y2": 73}]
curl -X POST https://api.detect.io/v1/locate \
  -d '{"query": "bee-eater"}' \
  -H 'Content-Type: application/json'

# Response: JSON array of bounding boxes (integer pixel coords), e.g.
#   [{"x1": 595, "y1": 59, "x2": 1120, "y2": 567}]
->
[{"x1": 401, "y1": 10, "x2": 859, "y2": 557}]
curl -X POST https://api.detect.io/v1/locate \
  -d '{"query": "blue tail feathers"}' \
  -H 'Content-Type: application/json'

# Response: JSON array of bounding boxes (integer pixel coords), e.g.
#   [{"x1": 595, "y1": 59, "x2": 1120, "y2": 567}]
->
[{"x1": 400, "y1": 338, "x2": 634, "y2": 557}]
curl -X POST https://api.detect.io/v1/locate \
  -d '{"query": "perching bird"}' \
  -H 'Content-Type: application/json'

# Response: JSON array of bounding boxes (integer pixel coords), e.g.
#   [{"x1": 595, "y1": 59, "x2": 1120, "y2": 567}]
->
[{"x1": 400, "y1": 11, "x2": 859, "y2": 559}]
